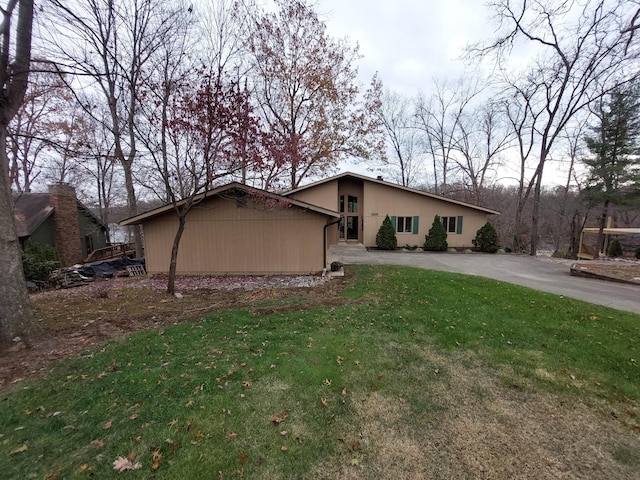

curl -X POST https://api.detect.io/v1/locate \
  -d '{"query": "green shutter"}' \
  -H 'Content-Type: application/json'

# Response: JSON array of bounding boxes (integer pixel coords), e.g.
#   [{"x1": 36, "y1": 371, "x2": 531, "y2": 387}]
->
[
  {"x1": 412, "y1": 216, "x2": 419, "y2": 234},
  {"x1": 456, "y1": 216, "x2": 463, "y2": 234},
  {"x1": 390, "y1": 216, "x2": 396, "y2": 230}
]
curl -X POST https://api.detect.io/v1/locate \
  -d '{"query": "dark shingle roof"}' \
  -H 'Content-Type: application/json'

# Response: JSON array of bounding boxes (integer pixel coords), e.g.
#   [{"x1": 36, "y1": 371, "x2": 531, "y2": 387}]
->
[{"x1": 12, "y1": 193, "x2": 54, "y2": 238}]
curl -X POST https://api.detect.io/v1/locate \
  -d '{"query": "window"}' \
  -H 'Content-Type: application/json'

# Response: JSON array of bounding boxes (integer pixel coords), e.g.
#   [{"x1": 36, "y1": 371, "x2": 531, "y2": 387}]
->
[
  {"x1": 396, "y1": 216, "x2": 412, "y2": 233},
  {"x1": 440, "y1": 216, "x2": 463, "y2": 234},
  {"x1": 347, "y1": 195, "x2": 357, "y2": 213},
  {"x1": 393, "y1": 216, "x2": 419, "y2": 234},
  {"x1": 85, "y1": 234, "x2": 94, "y2": 255}
]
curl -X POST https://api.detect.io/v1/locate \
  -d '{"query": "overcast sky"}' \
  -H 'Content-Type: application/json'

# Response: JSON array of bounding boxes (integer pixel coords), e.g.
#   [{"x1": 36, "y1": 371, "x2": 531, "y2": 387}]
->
[
  {"x1": 319, "y1": 0, "x2": 494, "y2": 96},
  {"x1": 316, "y1": 1, "x2": 582, "y2": 187}
]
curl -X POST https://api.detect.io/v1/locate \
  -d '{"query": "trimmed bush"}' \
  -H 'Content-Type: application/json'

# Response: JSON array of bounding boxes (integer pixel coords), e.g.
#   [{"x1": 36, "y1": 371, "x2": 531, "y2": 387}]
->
[
  {"x1": 424, "y1": 215, "x2": 448, "y2": 251},
  {"x1": 473, "y1": 222, "x2": 499, "y2": 253},
  {"x1": 607, "y1": 238, "x2": 623, "y2": 257},
  {"x1": 376, "y1": 215, "x2": 397, "y2": 250},
  {"x1": 22, "y1": 241, "x2": 60, "y2": 281}
]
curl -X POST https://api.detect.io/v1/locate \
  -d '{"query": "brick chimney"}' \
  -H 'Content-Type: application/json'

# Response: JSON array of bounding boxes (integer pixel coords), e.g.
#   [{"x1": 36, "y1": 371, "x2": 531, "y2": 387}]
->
[{"x1": 48, "y1": 183, "x2": 83, "y2": 266}]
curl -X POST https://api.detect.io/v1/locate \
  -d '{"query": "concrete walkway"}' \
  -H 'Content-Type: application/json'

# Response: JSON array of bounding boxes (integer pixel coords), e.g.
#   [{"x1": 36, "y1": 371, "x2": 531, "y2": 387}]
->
[{"x1": 328, "y1": 245, "x2": 640, "y2": 315}]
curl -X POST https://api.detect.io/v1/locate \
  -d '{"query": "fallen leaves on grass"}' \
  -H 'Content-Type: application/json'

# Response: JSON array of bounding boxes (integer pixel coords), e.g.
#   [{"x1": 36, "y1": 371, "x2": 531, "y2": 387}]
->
[
  {"x1": 9, "y1": 444, "x2": 28, "y2": 455},
  {"x1": 113, "y1": 456, "x2": 141, "y2": 472},
  {"x1": 270, "y1": 413, "x2": 288, "y2": 425},
  {"x1": 151, "y1": 446, "x2": 163, "y2": 470}
]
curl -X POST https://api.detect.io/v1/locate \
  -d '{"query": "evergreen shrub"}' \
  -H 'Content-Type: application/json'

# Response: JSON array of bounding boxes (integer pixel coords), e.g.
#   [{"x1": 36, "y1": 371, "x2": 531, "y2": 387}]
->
[
  {"x1": 473, "y1": 222, "x2": 499, "y2": 253},
  {"x1": 424, "y1": 215, "x2": 448, "y2": 251},
  {"x1": 22, "y1": 241, "x2": 60, "y2": 281},
  {"x1": 607, "y1": 238, "x2": 623, "y2": 257},
  {"x1": 376, "y1": 215, "x2": 397, "y2": 250}
]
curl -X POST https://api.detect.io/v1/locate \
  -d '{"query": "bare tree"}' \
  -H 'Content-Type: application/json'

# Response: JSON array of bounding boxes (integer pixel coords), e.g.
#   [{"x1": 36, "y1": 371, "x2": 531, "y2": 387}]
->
[
  {"x1": 0, "y1": 0, "x2": 36, "y2": 350},
  {"x1": 414, "y1": 77, "x2": 483, "y2": 194},
  {"x1": 6, "y1": 70, "x2": 58, "y2": 191},
  {"x1": 44, "y1": 0, "x2": 181, "y2": 257},
  {"x1": 450, "y1": 100, "x2": 512, "y2": 204},
  {"x1": 474, "y1": 0, "x2": 639, "y2": 255},
  {"x1": 134, "y1": 8, "x2": 268, "y2": 293},
  {"x1": 376, "y1": 88, "x2": 423, "y2": 187}
]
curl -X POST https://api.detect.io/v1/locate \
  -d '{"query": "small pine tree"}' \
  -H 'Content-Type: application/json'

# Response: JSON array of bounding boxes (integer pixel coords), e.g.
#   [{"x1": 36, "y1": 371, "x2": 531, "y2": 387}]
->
[
  {"x1": 473, "y1": 222, "x2": 499, "y2": 253},
  {"x1": 376, "y1": 215, "x2": 397, "y2": 250},
  {"x1": 607, "y1": 238, "x2": 623, "y2": 257},
  {"x1": 424, "y1": 215, "x2": 448, "y2": 251}
]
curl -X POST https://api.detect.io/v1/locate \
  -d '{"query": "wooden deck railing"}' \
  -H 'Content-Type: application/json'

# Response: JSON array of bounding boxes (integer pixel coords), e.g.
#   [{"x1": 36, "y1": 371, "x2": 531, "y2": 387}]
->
[{"x1": 84, "y1": 243, "x2": 136, "y2": 263}]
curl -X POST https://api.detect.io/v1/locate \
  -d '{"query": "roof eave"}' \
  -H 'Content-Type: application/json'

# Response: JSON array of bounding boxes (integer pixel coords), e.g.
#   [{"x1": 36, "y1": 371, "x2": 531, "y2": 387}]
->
[
  {"x1": 120, "y1": 183, "x2": 340, "y2": 226},
  {"x1": 284, "y1": 172, "x2": 501, "y2": 215}
]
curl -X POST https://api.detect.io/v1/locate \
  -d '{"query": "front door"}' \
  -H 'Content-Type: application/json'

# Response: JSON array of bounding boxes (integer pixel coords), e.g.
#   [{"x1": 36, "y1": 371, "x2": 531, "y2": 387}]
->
[
  {"x1": 346, "y1": 216, "x2": 358, "y2": 240},
  {"x1": 339, "y1": 194, "x2": 359, "y2": 241}
]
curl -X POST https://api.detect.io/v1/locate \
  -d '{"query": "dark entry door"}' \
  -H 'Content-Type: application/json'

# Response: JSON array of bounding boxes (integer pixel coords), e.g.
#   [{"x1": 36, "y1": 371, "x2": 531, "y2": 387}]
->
[
  {"x1": 346, "y1": 216, "x2": 358, "y2": 240},
  {"x1": 339, "y1": 194, "x2": 359, "y2": 241}
]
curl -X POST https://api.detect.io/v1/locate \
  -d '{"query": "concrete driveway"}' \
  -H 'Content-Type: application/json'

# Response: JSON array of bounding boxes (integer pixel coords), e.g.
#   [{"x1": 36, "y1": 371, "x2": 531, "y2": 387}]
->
[{"x1": 329, "y1": 246, "x2": 640, "y2": 314}]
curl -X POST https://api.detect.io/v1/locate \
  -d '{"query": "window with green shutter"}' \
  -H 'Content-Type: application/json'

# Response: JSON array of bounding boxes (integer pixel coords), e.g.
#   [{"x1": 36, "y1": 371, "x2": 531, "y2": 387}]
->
[
  {"x1": 395, "y1": 216, "x2": 418, "y2": 234},
  {"x1": 440, "y1": 216, "x2": 463, "y2": 234}
]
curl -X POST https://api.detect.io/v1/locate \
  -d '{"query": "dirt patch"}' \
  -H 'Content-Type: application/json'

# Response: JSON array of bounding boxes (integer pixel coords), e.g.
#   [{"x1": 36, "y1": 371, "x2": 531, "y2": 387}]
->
[
  {"x1": 570, "y1": 260, "x2": 640, "y2": 284},
  {"x1": 0, "y1": 273, "x2": 350, "y2": 388},
  {"x1": 311, "y1": 349, "x2": 640, "y2": 480}
]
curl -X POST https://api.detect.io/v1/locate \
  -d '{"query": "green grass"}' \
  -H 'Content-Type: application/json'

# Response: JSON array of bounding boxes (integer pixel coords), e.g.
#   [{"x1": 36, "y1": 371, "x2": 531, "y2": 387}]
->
[{"x1": 1, "y1": 265, "x2": 639, "y2": 479}]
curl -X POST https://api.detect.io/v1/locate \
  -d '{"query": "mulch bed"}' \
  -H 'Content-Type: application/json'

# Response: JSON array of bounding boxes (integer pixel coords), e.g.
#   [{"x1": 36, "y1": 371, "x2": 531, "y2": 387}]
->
[{"x1": 570, "y1": 260, "x2": 640, "y2": 284}]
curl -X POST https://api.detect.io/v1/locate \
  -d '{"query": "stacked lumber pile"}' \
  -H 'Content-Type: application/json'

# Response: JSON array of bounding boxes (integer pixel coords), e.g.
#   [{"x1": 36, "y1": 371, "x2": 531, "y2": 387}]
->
[{"x1": 49, "y1": 268, "x2": 91, "y2": 289}]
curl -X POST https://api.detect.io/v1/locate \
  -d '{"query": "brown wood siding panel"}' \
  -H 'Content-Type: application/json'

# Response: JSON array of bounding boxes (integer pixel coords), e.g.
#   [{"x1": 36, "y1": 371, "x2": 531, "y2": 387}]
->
[
  {"x1": 288, "y1": 181, "x2": 338, "y2": 211},
  {"x1": 362, "y1": 183, "x2": 489, "y2": 248},
  {"x1": 142, "y1": 198, "x2": 326, "y2": 274}
]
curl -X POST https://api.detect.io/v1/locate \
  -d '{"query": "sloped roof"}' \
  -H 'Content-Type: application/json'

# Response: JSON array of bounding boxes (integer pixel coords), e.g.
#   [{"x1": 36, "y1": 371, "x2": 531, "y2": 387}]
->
[
  {"x1": 284, "y1": 172, "x2": 501, "y2": 215},
  {"x1": 13, "y1": 193, "x2": 54, "y2": 238},
  {"x1": 120, "y1": 182, "x2": 341, "y2": 226},
  {"x1": 13, "y1": 191, "x2": 108, "y2": 238}
]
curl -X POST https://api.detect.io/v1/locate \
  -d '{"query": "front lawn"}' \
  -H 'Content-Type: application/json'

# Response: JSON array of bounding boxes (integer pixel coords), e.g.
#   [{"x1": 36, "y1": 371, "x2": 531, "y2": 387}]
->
[{"x1": 1, "y1": 265, "x2": 639, "y2": 479}]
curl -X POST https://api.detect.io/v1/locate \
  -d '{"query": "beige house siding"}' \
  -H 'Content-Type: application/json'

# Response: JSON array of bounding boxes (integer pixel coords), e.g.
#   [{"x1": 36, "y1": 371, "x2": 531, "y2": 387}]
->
[
  {"x1": 287, "y1": 175, "x2": 497, "y2": 249},
  {"x1": 142, "y1": 197, "x2": 328, "y2": 275},
  {"x1": 362, "y1": 182, "x2": 488, "y2": 248},
  {"x1": 288, "y1": 181, "x2": 338, "y2": 210}
]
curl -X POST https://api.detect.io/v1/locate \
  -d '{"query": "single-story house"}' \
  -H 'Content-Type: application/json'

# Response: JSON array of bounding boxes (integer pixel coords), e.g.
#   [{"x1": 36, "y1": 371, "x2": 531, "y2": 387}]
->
[
  {"x1": 120, "y1": 183, "x2": 340, "y2": 275},
  {"x1": 121, "y1": 173, "x2": 499, "y2": 275},
  {"x1": 284, "y1": 172, "x2": 500, "y2": 249},
  {"x1": 13, "y1": 183, "x2": 109, "y2": 267}
]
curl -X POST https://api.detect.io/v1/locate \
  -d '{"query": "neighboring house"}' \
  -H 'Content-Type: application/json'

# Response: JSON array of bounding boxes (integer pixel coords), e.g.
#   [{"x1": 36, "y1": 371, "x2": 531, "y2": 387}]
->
[
  {"x1": 13, "y1": 183, "x2": 109, "y2": 267},
  {"x1": 284, "y1": 172, "x2": 500, "y2": 249},
  {"x1": 120, "y1": 183, "x2": 340, "y2": 275}
]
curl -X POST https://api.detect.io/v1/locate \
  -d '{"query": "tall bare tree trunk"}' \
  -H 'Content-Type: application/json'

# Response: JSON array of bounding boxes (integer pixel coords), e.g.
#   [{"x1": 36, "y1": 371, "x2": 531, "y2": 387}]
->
[
  {"x1": 0, "y1": 0, "x2": 36, "y2": 350},
  {"x1": 0, "y1": 129, "x2": 36, "y2": 349}
]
